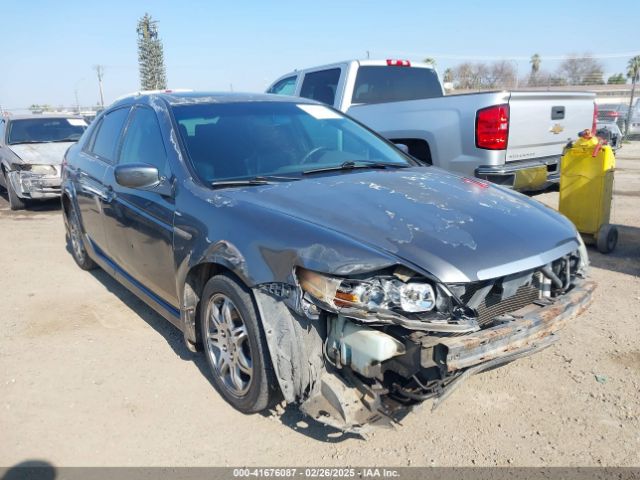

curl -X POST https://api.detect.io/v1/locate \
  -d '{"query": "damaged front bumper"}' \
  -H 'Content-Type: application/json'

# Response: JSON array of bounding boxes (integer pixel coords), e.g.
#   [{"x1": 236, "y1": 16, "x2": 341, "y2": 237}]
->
[
  {"x1": 298, "y1": 277, "x2": 595, "y2": 432},
  {"x1": 439, "y1": 277, "x2": 595, "y2": 372},
  {"x1": 7, "y1": 169, "x2": 62, "y2": 199}
]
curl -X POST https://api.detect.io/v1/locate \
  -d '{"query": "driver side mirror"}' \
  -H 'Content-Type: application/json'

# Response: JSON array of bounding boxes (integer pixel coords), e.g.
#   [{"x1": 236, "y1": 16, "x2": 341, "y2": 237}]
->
[
  {"x1": 115, "y1": 163, "x2": 161, "y2": 189},
  {"x1": 114, "y1": 163, "x2": 173, "y2": 197},
  {"x1": 394, "y1": 143, "x2": 410, "y2": 154}
]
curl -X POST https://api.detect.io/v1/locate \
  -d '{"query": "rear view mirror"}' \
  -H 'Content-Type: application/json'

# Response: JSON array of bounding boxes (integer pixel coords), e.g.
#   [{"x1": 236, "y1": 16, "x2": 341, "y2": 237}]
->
[{"x1": 114, "y1": 163, "x2": 161, "y2": 189}]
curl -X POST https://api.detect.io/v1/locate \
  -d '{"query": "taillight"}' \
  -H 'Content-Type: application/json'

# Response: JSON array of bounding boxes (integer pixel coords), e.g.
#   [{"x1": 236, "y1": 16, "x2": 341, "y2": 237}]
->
[
  {"x1": 592, "y1": 103, "x2": 598, "y2": 133},
  {"x1": 475, "y1": 104, "x2": 509, "y2": 150},
  {"x1": 386, "y1": 59, "x2": 411, "y2": 67}
]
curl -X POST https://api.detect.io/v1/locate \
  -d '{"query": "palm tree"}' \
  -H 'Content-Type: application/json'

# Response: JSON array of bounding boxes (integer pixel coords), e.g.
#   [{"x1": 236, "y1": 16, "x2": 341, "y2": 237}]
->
[
  {"x1": 625, "y1": 55, "x2": 640, "y2": 137},
  {"x1": 530, "y1": 54, "x2": 541, "y2": 74},
  {"x1": 423, "y1": 57, "x2": 436, "y2": 67},
  {"x1": 443, "y1": 68, "x2": 453, "y2": 83},
  {"x1": 529, "y1": 54, "x2": 541, "y2": 85}
]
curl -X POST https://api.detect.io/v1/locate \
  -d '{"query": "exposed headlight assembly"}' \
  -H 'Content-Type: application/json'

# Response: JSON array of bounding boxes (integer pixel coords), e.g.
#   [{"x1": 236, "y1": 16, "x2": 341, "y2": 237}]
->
[
  {"x1": 296, "y1": 267, "x2": 478, "y2": 333},
  {"x1": 298, "y1": 267, "x2": 434, "y2": 314},
  {"x1": 16, "y1": 164, "x2": 57, "y2": 175}
]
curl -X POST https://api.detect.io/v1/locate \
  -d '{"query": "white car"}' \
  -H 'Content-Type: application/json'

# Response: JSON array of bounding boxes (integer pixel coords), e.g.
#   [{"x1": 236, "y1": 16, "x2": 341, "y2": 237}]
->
[{"x1": 0, "y1": 114, "x2": 87, "y2": 210}]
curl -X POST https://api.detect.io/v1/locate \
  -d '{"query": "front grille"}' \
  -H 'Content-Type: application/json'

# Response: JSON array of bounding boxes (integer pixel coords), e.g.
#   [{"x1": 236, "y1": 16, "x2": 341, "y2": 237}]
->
[
  {"x1": 475, "y1": 284, "x2": 540, "y2": 326},
  {"x1": 455, "y1": 274, "x2": 542, "y2": 328}
]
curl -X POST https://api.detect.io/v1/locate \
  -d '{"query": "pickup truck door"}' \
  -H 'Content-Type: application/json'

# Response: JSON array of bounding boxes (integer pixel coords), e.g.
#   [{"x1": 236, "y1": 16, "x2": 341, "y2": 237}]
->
[
  {"x1": 72, "y1": 107, "x2": 131, "y2": 254},
  {"x1": 101, "y1": 105, "x2": 177, "y2": 307}
]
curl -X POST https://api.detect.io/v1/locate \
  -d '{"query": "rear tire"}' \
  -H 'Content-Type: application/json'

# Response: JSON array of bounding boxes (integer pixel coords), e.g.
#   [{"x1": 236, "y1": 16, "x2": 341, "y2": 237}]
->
[
  {"x1": 200, "y1": 274, "x2": 280, "y2": 413},
  {"x1": 67, "y1": 204, "x2": 97, "y2": 270},
  {"x1": 5, "y1": 172, "x2": 26, "y2": 211}
]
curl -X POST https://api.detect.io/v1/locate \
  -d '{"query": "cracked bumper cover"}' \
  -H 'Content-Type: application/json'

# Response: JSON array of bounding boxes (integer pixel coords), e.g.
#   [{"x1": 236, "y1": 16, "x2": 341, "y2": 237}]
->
[{"x1": 438, "y1": 277, "x2": 595, "y2": 372}]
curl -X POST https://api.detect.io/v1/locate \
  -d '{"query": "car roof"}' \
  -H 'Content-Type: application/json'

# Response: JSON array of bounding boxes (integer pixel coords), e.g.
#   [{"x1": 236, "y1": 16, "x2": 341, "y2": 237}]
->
[
  {"x1": 6, "y1": 114, "x2": 85, "y2": 121},
  {"x1": 111, "y1": 91, "x2": 318, "y2": 109}
]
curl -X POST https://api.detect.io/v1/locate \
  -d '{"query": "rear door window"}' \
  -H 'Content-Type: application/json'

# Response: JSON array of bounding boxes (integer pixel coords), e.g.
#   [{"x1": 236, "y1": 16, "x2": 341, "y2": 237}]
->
[
  {"x1": 90, "y1": 108, "x2": 131, "y2": 162},
  {"x1": 300, "y1": 68, "x2": 341, "y2": 106},
  {"x1": 268, "y1": 76, "x2": 297, "y2": 96}
]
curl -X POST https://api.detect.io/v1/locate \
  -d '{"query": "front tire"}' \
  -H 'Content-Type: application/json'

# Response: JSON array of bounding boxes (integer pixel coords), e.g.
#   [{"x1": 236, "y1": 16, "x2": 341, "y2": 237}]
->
[
  {"x1": 200, "y1": 274, "x2": 279, "y2": 413},
  {"x1": 5, "y1": 172, "x2": 26, "y2": 211}
]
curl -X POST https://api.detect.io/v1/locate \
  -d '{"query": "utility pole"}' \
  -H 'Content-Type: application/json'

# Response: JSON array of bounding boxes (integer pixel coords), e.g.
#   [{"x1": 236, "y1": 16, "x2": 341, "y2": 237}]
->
[
  {"x1": 93, "y1": 65, "x2": 105, "y2": 108},
  {"x1": 366, "y1": 50, "x2": 370, "y2": 60}
]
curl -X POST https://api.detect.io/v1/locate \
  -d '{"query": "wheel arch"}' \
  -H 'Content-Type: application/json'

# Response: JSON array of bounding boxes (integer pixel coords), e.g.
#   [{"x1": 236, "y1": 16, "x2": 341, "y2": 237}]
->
[{"x1": 182, "y1": 261, "x2": 252, "y2": 349}]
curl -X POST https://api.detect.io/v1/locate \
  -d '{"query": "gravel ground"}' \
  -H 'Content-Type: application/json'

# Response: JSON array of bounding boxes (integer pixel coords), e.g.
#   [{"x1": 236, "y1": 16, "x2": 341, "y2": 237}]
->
[{"x1": 1, "y1": 143, "x2": 639, "y2": 468}]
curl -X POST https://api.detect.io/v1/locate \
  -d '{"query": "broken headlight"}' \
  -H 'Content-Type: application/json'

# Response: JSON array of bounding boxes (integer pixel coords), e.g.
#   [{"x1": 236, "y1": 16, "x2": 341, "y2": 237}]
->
[
  {"x1": 297, "y1": 267, "x2": 436, "y2": 313},
  {"x1": 15, "y1": 164, "x2": 57, "y2": 176}
]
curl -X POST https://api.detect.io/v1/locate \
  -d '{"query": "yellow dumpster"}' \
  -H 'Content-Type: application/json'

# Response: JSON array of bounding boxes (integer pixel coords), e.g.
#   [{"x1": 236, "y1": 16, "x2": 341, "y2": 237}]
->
[{"x1": 559, "y1": 134, "x2": 617, "y2": 253}]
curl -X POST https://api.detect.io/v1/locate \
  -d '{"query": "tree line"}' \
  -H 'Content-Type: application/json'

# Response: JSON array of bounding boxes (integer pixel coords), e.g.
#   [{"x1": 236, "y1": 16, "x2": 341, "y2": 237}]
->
[{"x1": 431, "y1": 54, "x2": 639, "y2": 90}]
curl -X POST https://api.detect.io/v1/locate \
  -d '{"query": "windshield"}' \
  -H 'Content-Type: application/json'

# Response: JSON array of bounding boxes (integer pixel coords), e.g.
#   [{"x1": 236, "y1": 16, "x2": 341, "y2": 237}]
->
[
  {"x1": 8, "y1": 118, "x2": 87, "y2": 145},
  {"x1": 171, "y1": 101, "x2": 413, "y2": 183}
]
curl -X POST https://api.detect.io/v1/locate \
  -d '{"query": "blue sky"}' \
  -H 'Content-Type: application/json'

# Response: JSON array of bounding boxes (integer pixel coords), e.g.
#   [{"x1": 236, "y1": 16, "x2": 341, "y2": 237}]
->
[{"x1": 1, "y1": 0, "x2": 638, "y2": 111}]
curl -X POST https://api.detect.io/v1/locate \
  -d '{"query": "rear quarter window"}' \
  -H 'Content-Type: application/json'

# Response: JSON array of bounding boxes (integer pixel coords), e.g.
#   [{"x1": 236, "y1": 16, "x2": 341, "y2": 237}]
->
[{"x1": 352, "y1": 66, "x2": 443, "y2": 105}]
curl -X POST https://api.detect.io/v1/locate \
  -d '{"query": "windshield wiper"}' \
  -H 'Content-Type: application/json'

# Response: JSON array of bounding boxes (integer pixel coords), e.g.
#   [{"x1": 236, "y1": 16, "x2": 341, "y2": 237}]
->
[
  {"x1": 210, "y1": 175, "x2": 299, "y2": 189},
  {"x1": 303, "y1": 161, "x2": 409, "y2": 175},
  {"x1": 50, "y1": 138, "x2": 80, "y2": 143}
]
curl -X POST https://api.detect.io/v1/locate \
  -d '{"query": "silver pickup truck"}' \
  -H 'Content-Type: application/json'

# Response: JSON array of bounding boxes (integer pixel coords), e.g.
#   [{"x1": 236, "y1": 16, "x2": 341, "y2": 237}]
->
[{"x1": 267, "y1": 59, "x2": 596, "y2": 191}]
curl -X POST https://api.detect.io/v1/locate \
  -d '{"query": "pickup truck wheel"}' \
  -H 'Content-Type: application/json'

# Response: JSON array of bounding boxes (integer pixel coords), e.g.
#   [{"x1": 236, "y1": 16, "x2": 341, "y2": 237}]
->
[
  {"x1": 5, "y1": 172, "x2": 26, "y2": 211},
  {"x1": 67, "y1": 205, "x2": 97, "y2": 270},
  {"x1": 200, "y1": 274, "x2": 279, "y2": 413}
]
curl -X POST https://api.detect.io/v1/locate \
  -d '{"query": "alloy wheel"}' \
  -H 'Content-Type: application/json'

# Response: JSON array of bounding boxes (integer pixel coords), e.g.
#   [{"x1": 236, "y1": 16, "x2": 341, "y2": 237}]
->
[
  {"x1": 204, "y1": 293, "x2": 253, "y2": 397},
  {"x1": 69, "y1": 209, "x2": 86, "y2": 263}
]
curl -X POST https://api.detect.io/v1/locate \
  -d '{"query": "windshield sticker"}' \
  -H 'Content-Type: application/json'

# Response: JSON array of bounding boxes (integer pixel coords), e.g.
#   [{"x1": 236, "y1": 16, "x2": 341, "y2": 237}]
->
[
  {"x1": 297, "y1": 104, "x2": 342, "y2": 120},
  {"x1": 67, "y1": 118, "x2": 88, "y2": 127}
]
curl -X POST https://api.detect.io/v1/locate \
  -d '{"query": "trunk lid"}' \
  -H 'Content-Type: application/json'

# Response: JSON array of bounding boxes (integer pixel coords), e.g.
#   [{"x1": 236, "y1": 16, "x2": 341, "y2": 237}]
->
[{"x1": 506, "y1": 91, "x2": 595, "y2": 162}]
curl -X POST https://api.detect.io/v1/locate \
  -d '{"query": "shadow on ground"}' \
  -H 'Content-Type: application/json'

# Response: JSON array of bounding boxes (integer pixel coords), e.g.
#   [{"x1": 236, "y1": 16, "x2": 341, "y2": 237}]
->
[
  {"x1": 1, "y1": 460, "x2": 56, "y2": 480},
  {"x1": 77, "y1": 251, "x2": 360, "y2": 442},
  {"x1": 586, "y1": 224, "x2": 640, "y2": 277},
  {"x1": 0, "y1": 189, "x2": 61, "y2": 215},
  {"x1": 260, "y1": 404, "x2": 362, "y2": 443}
]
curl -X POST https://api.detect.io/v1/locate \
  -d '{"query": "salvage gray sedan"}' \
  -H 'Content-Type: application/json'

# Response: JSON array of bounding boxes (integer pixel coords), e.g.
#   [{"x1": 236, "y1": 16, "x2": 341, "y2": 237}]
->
[
  {"x1": 61, "y1": 92, "x2": 594, "y2": 432},
  {"x1": 0, "y1": 114, "x2": 87, "y2": 210}
]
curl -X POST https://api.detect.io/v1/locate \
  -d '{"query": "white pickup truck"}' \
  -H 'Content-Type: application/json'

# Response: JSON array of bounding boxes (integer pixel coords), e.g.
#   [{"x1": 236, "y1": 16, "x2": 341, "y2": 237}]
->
[{"x1": 267, "y1": 59, "x2": 597, "y2": 191}]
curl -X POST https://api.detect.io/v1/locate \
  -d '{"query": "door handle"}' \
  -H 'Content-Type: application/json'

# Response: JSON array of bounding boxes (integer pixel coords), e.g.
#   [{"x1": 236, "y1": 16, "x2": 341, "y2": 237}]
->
[{"x1": 81, "y1": 183, "x2": 111, "y2": 203}]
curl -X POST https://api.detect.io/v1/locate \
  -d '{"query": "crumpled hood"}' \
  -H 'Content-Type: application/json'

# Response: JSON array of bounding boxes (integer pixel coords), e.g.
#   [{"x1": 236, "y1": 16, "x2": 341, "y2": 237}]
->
[
  {"x1": 9, "y1": 142, "x2": 74, "y2": 166},
  {"x1": 225, "y1": 167, "x2": 579, "y2": 283}
]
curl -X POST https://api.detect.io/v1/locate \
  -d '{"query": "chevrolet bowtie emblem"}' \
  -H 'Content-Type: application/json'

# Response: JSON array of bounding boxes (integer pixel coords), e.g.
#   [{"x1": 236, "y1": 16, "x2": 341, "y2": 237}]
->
[{"x1": 550, "y1": 123, "x2": 564, "y2": 134}]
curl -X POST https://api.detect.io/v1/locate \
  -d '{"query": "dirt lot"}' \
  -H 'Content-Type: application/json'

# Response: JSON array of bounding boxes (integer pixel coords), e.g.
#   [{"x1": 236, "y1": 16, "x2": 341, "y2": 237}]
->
[{"x1": 1, "y1": 143, "x2": 639, "y2": 468}]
